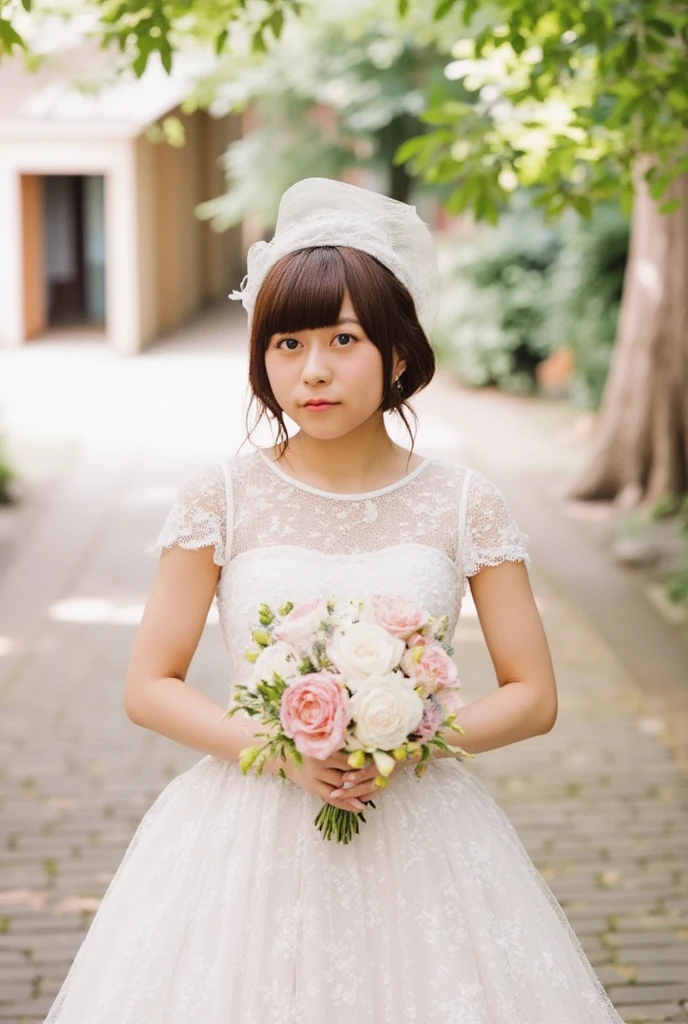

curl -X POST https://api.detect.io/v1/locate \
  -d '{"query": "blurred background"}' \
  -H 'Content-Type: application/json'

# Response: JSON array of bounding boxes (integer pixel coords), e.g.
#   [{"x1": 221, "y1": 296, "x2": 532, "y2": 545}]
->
[{"x1": 0, "y1": 1, "x2": 687, "y2": 1021}]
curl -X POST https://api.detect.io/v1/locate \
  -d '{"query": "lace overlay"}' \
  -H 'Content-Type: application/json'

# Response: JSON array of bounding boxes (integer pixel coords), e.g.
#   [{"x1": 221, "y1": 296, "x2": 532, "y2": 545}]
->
[
  {"x1": 44, "y1": 448, "x2": 624, "y2": 1024},
  {"x1": 146, "y1": 462, "x2": 227, "y2": 567}
]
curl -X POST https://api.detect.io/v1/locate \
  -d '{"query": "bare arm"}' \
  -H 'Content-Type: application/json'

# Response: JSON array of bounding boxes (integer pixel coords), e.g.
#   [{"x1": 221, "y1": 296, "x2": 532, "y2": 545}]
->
[
  {"x1": 433, "y1": 559, "x2": 558, "y2": 758},
  {"x1": 125, "y1": 544, "x2": 282, "y2": 773}
]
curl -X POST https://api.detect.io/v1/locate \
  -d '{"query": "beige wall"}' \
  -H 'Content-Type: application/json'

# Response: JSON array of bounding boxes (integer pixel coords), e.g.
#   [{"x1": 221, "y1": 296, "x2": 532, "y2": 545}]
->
[
  {"x1": 0, "y1": 137, "x2": 142, "y2": 353},
  {"x1": 136, "y1": 108, "x2": 242, "y2": 348}
]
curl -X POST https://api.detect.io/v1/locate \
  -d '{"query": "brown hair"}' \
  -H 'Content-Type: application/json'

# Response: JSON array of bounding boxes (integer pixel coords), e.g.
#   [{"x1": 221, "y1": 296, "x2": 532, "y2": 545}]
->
[{"x1": 246, "y1": 245, "x2": 435, "y2": 457}]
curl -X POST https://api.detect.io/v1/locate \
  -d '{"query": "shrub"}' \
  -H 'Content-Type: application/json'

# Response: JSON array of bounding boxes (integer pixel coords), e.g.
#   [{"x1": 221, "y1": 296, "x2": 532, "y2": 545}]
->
[{"x1": 434, "y1": 197, "x2": 629, "y2": 407}]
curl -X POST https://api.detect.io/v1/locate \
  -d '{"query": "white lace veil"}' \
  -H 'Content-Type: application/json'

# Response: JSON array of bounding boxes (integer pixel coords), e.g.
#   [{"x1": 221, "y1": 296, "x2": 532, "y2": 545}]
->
[{"x1": 228, "y1": 177, "x2": 440, "y2": 337}]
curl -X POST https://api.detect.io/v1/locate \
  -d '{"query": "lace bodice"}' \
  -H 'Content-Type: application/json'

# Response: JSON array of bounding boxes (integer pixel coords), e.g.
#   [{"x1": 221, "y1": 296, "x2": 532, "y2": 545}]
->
[{"x1": 146, "y1": 449, "x2": 531, "y2": 695}]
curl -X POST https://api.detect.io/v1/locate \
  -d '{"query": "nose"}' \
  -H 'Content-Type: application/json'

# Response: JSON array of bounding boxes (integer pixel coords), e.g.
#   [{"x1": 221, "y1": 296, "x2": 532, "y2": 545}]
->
[{"x1": 301, "y1": 341, "x2": 332, "y2": 385}]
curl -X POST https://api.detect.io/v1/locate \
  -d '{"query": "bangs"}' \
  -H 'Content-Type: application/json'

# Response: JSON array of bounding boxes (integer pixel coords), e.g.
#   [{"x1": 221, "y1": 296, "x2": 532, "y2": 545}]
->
[{"x1": 256, "y1": 247, "x2": 347, "y2": 340}]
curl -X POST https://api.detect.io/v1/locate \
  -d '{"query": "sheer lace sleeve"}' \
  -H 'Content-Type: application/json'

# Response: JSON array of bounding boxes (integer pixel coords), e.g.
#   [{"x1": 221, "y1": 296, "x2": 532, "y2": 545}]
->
[
  {"x1": 145, "y1": 462, "x2": 228, "y2": 567},
  {"x1": 462, "y1": 469, "x2": 531, "y2": 576}
]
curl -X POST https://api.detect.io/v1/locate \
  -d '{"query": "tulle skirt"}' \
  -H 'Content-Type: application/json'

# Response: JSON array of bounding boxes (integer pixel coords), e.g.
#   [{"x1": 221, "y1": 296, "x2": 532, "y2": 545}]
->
[{"x1": 44, "y1": 754, "x2": 623, "y2": 1024}]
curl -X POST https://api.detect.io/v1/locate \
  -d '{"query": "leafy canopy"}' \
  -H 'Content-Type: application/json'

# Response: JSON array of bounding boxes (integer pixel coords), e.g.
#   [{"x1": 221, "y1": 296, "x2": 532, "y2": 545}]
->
[{"x1": 398, "y1": 0, "x2": 688, "y2": 222}]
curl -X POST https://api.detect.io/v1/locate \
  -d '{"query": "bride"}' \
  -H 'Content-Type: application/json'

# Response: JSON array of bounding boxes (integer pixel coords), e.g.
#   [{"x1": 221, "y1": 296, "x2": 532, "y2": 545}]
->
[{"x1": 44, "y1": 176, "x2": 624, "y2": 1023}]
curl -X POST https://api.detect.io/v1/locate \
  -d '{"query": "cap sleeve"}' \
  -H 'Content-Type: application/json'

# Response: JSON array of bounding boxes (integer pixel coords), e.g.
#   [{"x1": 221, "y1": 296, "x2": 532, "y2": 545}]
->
[
  {"x1": 461, "y1": 469, "x2": 531, "y2": 577},
  {"x1": 145, "y1": 462, "x2": 228, "y2": 567}
]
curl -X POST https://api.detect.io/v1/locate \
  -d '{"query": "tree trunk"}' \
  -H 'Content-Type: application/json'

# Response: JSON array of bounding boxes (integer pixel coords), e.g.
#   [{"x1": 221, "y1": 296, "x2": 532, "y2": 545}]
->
[{"x1": 566, "y1": 157, "x2": 688, "y2": 507}]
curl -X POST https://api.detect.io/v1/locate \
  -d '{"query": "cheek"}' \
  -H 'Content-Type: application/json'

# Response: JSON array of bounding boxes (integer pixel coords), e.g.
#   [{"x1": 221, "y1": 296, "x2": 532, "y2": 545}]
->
[
  {"x1": 343, "y1": 346, "x2": 384, "y2": 401},
  {"x1": 264, "y1": 352, "x2": 296, "y2": 401}
]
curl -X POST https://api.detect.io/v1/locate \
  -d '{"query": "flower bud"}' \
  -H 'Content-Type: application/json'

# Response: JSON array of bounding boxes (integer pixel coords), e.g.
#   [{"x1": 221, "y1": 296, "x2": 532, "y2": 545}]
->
[
  {"x1": 374, "y1": 775, "x2": 389, "y2": 788},
  {"x1": 347, "y1": 749, "x2": 366, "y2": 769},
  {"x1": 244, "y1": 649, "x2": 260, "y2": 663},
  {"x1": 372, "y1": 750, "x2": 396, "y2": 777},
  {"x1": 278, "y1": 601, "x2": 294, "y2": 617},
  {"x1": 411, "y1": 644, "x2": 425, "y2": 664},
  {"x1": 392, "y1": 746, "x2": 407, "y2": 761},
  {"x1": 238, "y1": 745, "x2": 261, "y2": 773},
  {"x1": 251, "y1": 628, "x2": 271, "y2": 647},
  {"x1": 258, "y1": 604, "x2": 274, "y2": 625}
]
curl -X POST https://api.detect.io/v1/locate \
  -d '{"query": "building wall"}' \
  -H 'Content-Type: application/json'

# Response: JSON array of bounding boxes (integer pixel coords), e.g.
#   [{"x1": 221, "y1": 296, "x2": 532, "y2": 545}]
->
[
  {"x1": 0, "y1": 137, "x2": 141, "y2": 353},
  {"x1": 0, "y1": 110, "x2": 242, "y2": 353},
  {"x1": 136, "y1": 108, "x2": 243, "y2": 347}
]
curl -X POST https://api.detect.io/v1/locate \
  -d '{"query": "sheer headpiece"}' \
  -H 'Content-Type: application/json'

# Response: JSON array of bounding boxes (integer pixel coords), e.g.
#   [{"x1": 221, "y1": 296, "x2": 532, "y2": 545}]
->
[{"x1": 229, "y1": 177, "x2": 440, "y2": 337}]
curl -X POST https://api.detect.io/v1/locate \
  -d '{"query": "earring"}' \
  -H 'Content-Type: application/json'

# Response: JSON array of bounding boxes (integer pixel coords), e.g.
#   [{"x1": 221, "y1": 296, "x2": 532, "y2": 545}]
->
[{"x1": 393, "y1": 374, "x2": 403, "y2": 393}]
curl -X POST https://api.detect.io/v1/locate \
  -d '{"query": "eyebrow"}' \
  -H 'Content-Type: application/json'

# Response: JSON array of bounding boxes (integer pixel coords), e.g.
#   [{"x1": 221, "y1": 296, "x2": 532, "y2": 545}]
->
[{"x1": 272, "y1": 317, "x2": 361, "y2": 339}]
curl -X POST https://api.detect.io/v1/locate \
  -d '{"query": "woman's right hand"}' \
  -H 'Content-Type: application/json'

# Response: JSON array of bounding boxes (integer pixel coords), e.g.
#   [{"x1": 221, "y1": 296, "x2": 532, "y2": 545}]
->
[{"x1": 281, "y1": 750, "x2": 368, "y2": 814}]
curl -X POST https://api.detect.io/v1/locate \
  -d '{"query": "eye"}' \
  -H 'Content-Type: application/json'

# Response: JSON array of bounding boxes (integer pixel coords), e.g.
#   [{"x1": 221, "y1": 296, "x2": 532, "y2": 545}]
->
[
  {"x1": 276, "y1": 337, "x2": 301, "y2": 351},
  {"x1": 333, "y1": 333, "x2": 356, "y2": 347}
]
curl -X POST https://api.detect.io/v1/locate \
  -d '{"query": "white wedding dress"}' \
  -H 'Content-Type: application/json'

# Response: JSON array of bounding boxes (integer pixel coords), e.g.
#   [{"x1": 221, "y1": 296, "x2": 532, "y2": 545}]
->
[{"x1": 44, "y1": 448, "x2": 624, "y2": 1024}]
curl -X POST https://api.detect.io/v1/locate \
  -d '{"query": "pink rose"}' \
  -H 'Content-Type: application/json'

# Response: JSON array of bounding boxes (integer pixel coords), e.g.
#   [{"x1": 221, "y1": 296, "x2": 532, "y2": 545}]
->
[
  {"x1": 437, "y1": 687, "x2": 465, "y2": 718},
  {"x1": 415, "y1": 697, "x2": 444, "y2": 741},
  {"x1": 274, "y1": 597, "x2": 329, "y2": 656},
  {"x1": 401, "y1": 637, "x2": 458, "y2": 695},
  {"x1": 280, "y1": 672, "x2": 350, "y2": 760},
  {"x1": 362, "y1": 594, "x2": 429, "y2": 640}
]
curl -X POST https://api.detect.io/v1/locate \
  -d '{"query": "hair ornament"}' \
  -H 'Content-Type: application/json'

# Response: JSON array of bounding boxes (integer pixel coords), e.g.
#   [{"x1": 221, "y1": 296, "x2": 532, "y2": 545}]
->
[{"x1": 229, "y1": 177, "x2": 440, "y2": 337}]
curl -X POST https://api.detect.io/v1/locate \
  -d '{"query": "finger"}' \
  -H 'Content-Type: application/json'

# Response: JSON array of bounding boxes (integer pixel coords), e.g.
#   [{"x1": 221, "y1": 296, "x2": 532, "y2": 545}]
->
[
  {"x1": 315, "y1": 768, "x2": 346, "y2": 788},
  {"x1": 322, "y1": 751, "x2": 360, "y2": 771},
  {"x1": 314, "y1": 782, "x2": 365, "y2": 814},
  {"x1": 340, "y1": 768, "x2": 378, "y2": 786},
  {"x1": 331, "y1": 777, "x2": 380, "y2": 800}
]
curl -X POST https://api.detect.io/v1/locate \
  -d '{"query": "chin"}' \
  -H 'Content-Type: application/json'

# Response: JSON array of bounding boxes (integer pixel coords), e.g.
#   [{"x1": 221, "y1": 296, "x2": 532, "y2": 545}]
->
[{"x1": 288, "y1": 403, "x2": 381, "y2": 442}]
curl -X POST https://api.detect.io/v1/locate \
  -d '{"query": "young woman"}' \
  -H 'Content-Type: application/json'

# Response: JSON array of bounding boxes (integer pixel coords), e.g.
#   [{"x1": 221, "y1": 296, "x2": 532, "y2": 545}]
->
[{"x1": 44, "y1": 178, "x2": 624, "y2": 1023}]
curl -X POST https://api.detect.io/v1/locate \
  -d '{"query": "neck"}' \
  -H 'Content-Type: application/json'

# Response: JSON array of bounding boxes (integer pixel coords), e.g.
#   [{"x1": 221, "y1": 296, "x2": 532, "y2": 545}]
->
[{"x1": 278, "y1": 416, "x2": 416, "y2": 493}]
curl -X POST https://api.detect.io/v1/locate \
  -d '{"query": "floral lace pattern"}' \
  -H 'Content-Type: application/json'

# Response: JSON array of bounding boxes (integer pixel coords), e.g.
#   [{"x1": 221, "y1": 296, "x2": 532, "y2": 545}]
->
[
  {"x1": 43, "y1": 448, "x2": 623, "y2": 1023},
  {"x1": 44, "y1": 756, "x2": 623, "y2": 1023}
]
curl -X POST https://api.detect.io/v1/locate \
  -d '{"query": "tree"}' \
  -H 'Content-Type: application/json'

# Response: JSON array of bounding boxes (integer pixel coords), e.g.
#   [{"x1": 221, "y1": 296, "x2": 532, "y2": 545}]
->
[
  {"x1": 5, "y1": 0, "x2": 686, "y2": 504},
  {"x1": 400, "y1": 0, "x2": 688, "y2": 505},
  {"x1": 190, "y1": 5, "x2": 454, "y2": 231},
  {"x1": 0, "y1": 0, "x2": 300, "y2": 71}
]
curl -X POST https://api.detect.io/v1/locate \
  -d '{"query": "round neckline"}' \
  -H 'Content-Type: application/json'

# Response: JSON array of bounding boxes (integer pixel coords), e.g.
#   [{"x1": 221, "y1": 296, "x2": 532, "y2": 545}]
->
[{"x1": 257, "y1": 448, "x2": 433, "y2": 500}]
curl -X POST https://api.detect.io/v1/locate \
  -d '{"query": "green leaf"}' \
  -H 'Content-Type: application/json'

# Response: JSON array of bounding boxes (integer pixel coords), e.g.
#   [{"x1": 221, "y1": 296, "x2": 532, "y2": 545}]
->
[
  {"x1": 646, "y1": 19, "x2": 675, "y2": 38},
  {"x1": 434, "y1": 0, "x2": 457, "y2": 21},
  {"x1": 214, "y1": 28, "x2": 228, "y2": 55},
  {"x1": 397, "y1": 0, "x2": 409, "y2": 15},
  {"x1": 269, "y1": 9, "x2": 284, "y2": 39},
  {"x1": 0, "y1": 18, "x2": 26, "y2": 52},
  {"x1": 252, "y1": 26, "x2": 267, "y2": 53},
  {"x1": 622, "y1": 34, "x2": 638, "y2": 73},
  {"x1": 658, "y1": 197, "x2": 682, "y2": 215}
]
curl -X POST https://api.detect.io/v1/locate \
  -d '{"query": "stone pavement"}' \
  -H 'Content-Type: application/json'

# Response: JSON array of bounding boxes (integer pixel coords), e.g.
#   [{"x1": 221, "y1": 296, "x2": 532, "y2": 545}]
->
[{"x1": 0, "y1": 304, "x2": 686, "y2": 1023}]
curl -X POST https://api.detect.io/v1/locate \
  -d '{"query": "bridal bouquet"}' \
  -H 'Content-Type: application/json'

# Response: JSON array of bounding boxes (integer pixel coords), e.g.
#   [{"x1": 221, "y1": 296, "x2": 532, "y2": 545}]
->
[{"x1": 224, "y1": 594, "x2": 473, "y2": 843}]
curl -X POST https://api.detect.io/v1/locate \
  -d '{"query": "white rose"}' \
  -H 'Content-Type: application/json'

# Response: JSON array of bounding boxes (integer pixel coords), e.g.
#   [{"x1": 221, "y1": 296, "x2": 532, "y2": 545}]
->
[
  {"x1": 350, "y1": 675, "x2": 424, "y2": 750},
  {"x1": 327, "y1": 622, "x2": 405, "y2": 686},
  {"x1": 273, "y1": 598, "x2": 329, "y2": 655},
  {"x1": 253, "y1": 640, "x2": 301, "y2": 686}
]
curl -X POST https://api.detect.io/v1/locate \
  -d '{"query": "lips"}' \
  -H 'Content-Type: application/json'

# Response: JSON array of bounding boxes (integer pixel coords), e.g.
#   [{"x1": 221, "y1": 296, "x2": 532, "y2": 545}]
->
[{"x1": 304, "y1": 400, "x2": 338, "y2": 408}]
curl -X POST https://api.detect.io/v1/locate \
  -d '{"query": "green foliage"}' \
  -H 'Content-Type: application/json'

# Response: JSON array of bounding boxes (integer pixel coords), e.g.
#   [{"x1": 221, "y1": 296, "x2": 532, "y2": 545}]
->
[
  {"x1": 652, "y1": 493, "x2": 688, "y2": 608},
  {"x1": 0, "y1": 426, "x2": 17, "y2": 506},
  {"x1": 434, "y1": 199, "x2": 561, "y2": 393},
  {"x1": 0, "y1": 0, "x2": 301, "y2": 69},
  {"x1": 0, "y1": 0, "x2": 30, "y2": 56},
  {"x1": 547, "y1": 203, "x2": 629, "y2": 408},
  {"x1": 434, "y1": 196, "x2": 628, "y2": 402},
  {"x1": 398, "y1": 0, "x2": 688, "y2": 223},
  {"x1": 193, "y1": 5, "x2": 453, "y2": 231}
]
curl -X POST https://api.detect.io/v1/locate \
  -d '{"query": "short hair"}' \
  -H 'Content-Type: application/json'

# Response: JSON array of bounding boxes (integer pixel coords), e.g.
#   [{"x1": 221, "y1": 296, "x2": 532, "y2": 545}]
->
[{"x1": 247, "y1": 245, "x2": 436, "y2": 455}]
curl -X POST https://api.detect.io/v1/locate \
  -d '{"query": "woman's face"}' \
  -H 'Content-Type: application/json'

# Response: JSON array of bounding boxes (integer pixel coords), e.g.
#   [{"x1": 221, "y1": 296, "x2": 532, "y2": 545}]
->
[{"x1": 264, "y1": 291, "x2": 405, "y2": 441}]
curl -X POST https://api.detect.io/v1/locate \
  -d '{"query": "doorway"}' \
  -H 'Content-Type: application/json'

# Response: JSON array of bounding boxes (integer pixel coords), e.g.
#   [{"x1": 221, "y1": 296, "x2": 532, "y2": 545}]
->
[{"x1": 21, "y1": 174, "x2": 107, "y2": 339}]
